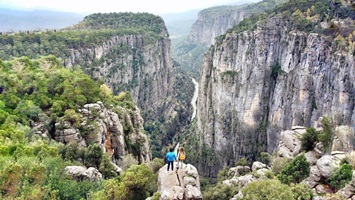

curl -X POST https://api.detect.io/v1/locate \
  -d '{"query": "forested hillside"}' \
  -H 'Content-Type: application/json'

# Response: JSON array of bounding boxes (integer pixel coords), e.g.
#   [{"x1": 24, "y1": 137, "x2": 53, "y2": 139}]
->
[
  {"x1": 0, "y1": 12, "x2": 195, "y2": 158},
  {"x1": 0, "y1": 56, "x2": 160, "y2": 199}
]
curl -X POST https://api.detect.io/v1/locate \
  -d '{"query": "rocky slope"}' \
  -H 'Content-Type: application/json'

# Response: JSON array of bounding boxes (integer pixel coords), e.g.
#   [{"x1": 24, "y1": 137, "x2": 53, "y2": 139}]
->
[
  {"x1": 34, "y1": 101, "x2": 151, "y2": 164},
  {"x1": 191, "y1": 0, "x2": 355, "y2": 177}
]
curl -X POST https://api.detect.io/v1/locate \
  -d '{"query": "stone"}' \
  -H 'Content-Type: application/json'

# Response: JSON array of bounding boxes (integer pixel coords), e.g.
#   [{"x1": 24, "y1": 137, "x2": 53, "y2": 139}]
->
[
  {"x1": 184, "y1": 185, "x2": 203, "y2": 200},
  {"x1": 316, "y1": 155, "x2": 340, "y2": 178},
  {"x1": 305, "y1": 151, "x2": 318, "y2": 165},
  {"x1": 82, "y1": 167, "x2": 103, "y2": 181},
  {"x1": 157, "y1": 163, "x2": 202, "y2": 200},
  {"x1": 185, "y1": 164, "x2": 199, "y2": 179},
  {"x1": 252, "y1": 161, "x2": 267, "y2": 171},
  {"x1": 331, "y1": 126, "x2": 355, "y2": 152},
  {"x1": 184, "y1": 176, "x2": 197, "y2": 186},
  {"x1": 236, "y1": 174, "x2": 255, "y2": 188},
  {"x1": 65, "y1": 166, "x2": 87, "y2": 178}
]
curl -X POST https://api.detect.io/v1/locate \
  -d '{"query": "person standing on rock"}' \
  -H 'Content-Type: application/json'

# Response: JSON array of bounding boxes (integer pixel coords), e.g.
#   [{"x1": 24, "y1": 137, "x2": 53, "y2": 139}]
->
[
  {"x1": 166, "y1": 147, "x2": 176, "y2": 172},
  {"x1": 177, "y1": 147, "x2": 185, "y2": 169}
]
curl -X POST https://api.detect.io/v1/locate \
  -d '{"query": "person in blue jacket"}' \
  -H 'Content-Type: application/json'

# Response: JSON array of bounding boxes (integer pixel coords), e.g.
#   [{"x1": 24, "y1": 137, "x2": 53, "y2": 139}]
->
[{"x1": 166, "y1": 147, "x2": 176, "y2": 172}]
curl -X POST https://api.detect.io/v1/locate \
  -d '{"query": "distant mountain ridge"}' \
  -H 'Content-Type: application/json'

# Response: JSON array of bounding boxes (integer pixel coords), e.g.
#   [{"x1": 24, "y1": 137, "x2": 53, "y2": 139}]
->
[{"x1": 0, "y1": 8, "x2": 85, "y2": 32}]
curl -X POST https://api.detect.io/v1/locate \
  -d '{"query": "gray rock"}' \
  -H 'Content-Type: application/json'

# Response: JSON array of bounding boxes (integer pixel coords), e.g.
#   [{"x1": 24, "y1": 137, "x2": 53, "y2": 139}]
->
[
  {"x1": 184, "y1": 185, "x2": 203, "y2": 200},
  {"x1": 65, "y1": 166, "x2": 102, "y2": 181},
  {"x1": 316, "y1": 155, "x2": 340, "y2": 178},
  {"x1": 332, "y1": 126, "x2": 355, "y2": 152},
  {"x1": 252, "y1": 161, "x2": 267, "y2": 172},
  {"x1": 82, "y1": 167, "x2": 103, "y2": 181},
  {"x1": 157, "y1": 163, "x2": 202, "y2": 200},
  {"x1": 184, "y1": 176, "x2": 197, "y2": 186},
  {"x1": 305, "y1": 151, "x2": 318, "y2": 165}
]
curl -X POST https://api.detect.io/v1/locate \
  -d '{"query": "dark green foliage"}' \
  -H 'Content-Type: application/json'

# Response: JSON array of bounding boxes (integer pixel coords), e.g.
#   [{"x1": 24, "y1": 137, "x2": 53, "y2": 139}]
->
[
  {"x1": 317, "y1": 116, "x2": 334, "y2": 152},
  {"x1": 301, "y1": 127, "x2": 319, "y2": 151},
  {"x1": 328, "y1": 163, "x2": 353, "y2": 190},
  {"x1": 84, "y1": 144, "x2": 103, "y2": 168},
  {"x1": 203, "y1": 183, "x2": 238, "y2": 200},
  {"x1": 242, "y1": 179, "x2": 294, "y2": 200},
  {"x1": 217, "y1": 166, "x2": 231, "y2": 182},
  {"x1": 236, "y1": 157, "x2": 250, "y2": 166},
  {"x1": 290, "y1": 183, "x2": 313, "y2": 200},
  {"x1": 256, "y1": 152, "x2": 271, "y2": 165},
  {"x1": 277, "y1": 154, "x2": 310, "y2": 184}
]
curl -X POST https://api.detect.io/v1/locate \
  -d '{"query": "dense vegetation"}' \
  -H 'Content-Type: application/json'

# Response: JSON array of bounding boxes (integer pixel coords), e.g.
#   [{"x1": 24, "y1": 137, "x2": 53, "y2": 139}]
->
[
  {"x1": 0, "y1": 56, "x2": 160, "y2": 199},
  {"x1": 0, "y1": 12, "x2": 165, "y2": 61},
  {"x1": 217, "y1": 0, "x2": 355, "y2": 46}
]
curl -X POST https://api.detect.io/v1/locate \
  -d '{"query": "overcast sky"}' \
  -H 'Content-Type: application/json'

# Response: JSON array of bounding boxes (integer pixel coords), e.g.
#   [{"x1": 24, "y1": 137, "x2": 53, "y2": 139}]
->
[{"x1": 0, "y1": 0, "x2": 260, "y2": 14}]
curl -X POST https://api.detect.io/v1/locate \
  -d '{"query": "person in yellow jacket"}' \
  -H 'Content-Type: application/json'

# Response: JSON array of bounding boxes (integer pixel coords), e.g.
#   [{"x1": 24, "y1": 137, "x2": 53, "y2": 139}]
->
[{"x1": 177, "y1": 147, "x2": 185, "y2": 169}]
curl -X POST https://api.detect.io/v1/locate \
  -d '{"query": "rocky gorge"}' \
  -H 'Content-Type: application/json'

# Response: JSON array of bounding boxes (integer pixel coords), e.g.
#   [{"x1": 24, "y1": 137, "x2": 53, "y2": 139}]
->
[{"x1": 190, "y1": 1, "x2": 355, "y2": 177}]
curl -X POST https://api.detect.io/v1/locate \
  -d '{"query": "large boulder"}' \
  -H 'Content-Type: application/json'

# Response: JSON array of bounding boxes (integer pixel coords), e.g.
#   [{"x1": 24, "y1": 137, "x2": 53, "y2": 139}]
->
[
  {"x1": 252, "y1": 161, "x2": 267, "y2": 172},
  {"x1": 65, "y1": 166, "x2": 103, "y2": 181},
  {"x1": 316, "y1": 155, "x2": 341, "y2": 179},
  {"x1": 157, "y1": 162, "x2": 202, "y2": 200},
  {"x1": 277, "y1": 128, "x2": 304, "y2": 159},
  {"x1": 331, "y1": 126, "x2": 355, "y2": 152}
]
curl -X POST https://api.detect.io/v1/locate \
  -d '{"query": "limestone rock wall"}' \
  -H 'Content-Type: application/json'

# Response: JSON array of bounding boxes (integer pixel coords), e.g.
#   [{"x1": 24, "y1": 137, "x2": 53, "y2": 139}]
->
[{"x1": 195, "y1": 14, "x2": 355, "y2": 176}]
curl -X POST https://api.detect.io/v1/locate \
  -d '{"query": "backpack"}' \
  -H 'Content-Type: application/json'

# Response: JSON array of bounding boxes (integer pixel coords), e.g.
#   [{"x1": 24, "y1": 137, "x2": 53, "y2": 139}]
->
[{"x1": 179, "y1": 152, "x2": 185, "y2": 161}]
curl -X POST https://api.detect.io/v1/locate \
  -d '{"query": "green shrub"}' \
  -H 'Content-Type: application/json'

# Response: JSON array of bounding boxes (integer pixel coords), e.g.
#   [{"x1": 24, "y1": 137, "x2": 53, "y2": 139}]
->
[
  {"x1": 277, "y1": 154, "x2": 310, "y2": 184},
  {"x1": 217, "y1": 166, "x2": 231, "y2": 182},
  {"x1": 241, "y1": 179, "x2": 294, "y2": 200},
  {"x1": 291, "y1": 183, "x2": 313, "y2": 200},
  {"x1": 271, "y1": 157, "x2": 289, "y2": 175},
  {"x1": 203, "y1": 183, "x2": 238, "y2": 200},
  {"x1": 301, "y1": 127, "x2": 319, "y2": 151},
  {"x1": 317, "y1": 116, "x2": 334, "y2": 152},
  {"x1": 328, "y1": 163, "x2": 353, "y2": 190},
  {"x1": 236, "y1": 157, "x2": 250, "y2": 166},
  {"x1": 256, "y1": 152, "x2": 271, "y2": 165}
]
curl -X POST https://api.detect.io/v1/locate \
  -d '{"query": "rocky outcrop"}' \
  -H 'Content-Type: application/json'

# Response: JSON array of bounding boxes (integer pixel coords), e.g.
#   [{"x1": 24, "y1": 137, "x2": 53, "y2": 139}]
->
[
  {"x1": 65, "y1": 166, "x2": 103, "y2": 181},
  {"x1": 157, "y1": 162, "x2": 202, "y2": 200},
  {"x1": 55, "y1": 102, "x2": 151, "y2": 164},
  {"x1": 193, "y1": 4, "x2": 355, "y2": 176}
]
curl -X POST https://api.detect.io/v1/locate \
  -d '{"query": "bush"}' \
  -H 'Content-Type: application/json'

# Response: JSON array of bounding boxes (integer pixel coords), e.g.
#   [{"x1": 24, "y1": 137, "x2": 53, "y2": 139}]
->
[
  {"x1": 236, "y1": 157, "x2": 250, "y2": 166},
  {"x1": 241, "y1": 179, "x2": 294, "y2": 200},
  {"x1": 291, "y1": 183, "x2": 313, "y2": 200},
  {"x1": 301, "y1": 127, "x2": 319, "y2": 151},
  {"x1": 317, "y1": 116, "x2": 334, "y2": 152},
  {"x1": 217, "y1": 166, "x2": 231, "y2": 182},
  {"x1": 328, "y1": 163, "x2": 353, "y2": 190},
  {"x1": 277, "y1": 154, "x2": 310, "y2": 184},
  {"x1": 203, "y1": 183, "x2": 238, "y2": 200},
  {"x1": 256, "y1": 152, "x2": 271, "y2": 165},
  {"x1": 271, "y1": 157, "x2": 289, "y2": 175}
]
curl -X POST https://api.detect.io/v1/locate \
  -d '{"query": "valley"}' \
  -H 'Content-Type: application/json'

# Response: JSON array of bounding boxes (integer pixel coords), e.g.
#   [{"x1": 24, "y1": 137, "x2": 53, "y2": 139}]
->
[{"x1": 0, "y1": 0, "x2": 354, "y2": 199}]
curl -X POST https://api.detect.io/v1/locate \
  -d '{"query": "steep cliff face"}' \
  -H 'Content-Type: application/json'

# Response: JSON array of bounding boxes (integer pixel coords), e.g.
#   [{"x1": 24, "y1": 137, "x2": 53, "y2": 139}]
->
[
  {"x1": 188, "y1": 0, "x2": 287, "y2": 45},
  {"x1": 64, "y1": 29, "x2": 172, "y2": 116},
  {"x1": 193, "y1": 1, "x2": 355, "y2": 177},
  {"x1": 173, "y1": 0, "x2": 287, "y2": 77}
]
